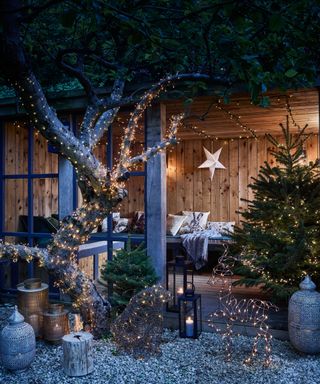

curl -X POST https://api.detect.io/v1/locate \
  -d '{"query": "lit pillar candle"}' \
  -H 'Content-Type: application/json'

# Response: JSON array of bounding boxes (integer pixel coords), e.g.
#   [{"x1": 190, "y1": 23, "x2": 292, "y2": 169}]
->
[
  {"x1": 186, "y1": 316, "x2": 194, "y2": 337},
  {"x1": 54, "y1": 322, "x2": 63, "y2": 336},
  {"x1": 177, "y1": 287, "x2": 183, "y2": 295},
  {"x1": 55, "y1": 323, "x2": 62, "y2": 332},
  {"x1": 73, "y1": 314, "x2": 83, "y2": 332}
]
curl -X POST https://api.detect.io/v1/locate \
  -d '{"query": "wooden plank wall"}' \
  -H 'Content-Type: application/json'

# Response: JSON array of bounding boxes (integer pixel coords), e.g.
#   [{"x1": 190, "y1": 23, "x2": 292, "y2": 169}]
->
[
  {"x1": 167, "y1": 134, "x2": 319, "y2": 224},
  {"x1": 91, "y1": 132, "x2": 319, "y2": 223},
  {"x1": 3, "y1": 121, "x2": 319, "y2": 231},
  {"x1": 4, "y1": 122, "x2": 28, "y2": 233},
  {"x1": 2, "y1": 114, "x2": 319, "y2": 283}
]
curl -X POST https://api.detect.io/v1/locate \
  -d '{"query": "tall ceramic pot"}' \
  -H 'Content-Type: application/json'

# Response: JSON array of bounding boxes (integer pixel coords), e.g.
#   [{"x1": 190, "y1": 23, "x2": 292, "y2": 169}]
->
[
  {"x1": 288, "y1": 275, "x2": 320, "y2": 353},
  {"x1": 0, "y1": 306, "x2": 36, "y2": 371}
]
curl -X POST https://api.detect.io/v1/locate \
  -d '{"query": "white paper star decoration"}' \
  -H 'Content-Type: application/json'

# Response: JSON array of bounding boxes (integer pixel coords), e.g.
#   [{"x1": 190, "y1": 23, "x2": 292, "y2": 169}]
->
[{"x1": 198, "y1": 147, "x2": 226, "y2": 180}]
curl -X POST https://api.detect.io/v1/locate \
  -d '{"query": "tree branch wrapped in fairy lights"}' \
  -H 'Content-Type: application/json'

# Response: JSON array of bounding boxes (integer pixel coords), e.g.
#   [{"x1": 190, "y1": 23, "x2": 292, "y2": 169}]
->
[
  {"x1": 0, "y1": 71, "x2": 182, "y2": 336},
  {"x1": 0, "y1": 1, "x2": 193, "y2": 337},
  {"x1": 207, "y1": 245, "x2": 278, "y2": 367}
]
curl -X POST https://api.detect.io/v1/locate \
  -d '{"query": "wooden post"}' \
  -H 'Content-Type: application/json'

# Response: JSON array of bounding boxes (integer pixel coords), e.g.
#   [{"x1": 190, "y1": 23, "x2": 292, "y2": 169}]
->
[
  {"x1": 145, "y1": 103, "x2": 167, "y2": 282},
  {"x1": 62, "y1": 332, "x2": 93, "y2": 377},
  {"x1": 58, "y1": 158, "x2": 74, "y2": 219},
  {"x1": 58, "y1": 116, "x2": 75, "y2": 219}
]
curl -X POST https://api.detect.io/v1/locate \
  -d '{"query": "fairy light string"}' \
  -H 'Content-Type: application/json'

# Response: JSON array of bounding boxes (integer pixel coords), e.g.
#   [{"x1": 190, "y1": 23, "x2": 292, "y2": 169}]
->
[
  {"x1": 183, "y1": 93, "x2": 315, "y2": 146},
  {"x1": 207, "y1": 244, "x2": 279, "y2": 367},
  {"x1": 111, "y1": 285, "x2": 171, "y2": 358}
]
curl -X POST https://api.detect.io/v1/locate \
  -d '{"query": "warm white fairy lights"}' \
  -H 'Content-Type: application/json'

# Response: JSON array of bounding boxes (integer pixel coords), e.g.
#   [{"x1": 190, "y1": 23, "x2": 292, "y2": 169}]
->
[
  {"x1": 6, "y1": 70, "x2": 313, "y2": 337},
  {"x1": 3, "y1": 73, "x2": 186, "y2": 335},
  {"x1": 184, "y1": 93, "x2": 315, "y2": 145},
  {"x1": 111, "y1": 285, "x2": 171, "y2": 358},
  {"x1": 128, "y1": 114, "x2": 183, "y2": 166},
  {"x1": 112, "y1": 75, "x2": 180, "y2": 180},
  {"x1": 207, "y1": 244, "x2": 278, "y2": 367}
]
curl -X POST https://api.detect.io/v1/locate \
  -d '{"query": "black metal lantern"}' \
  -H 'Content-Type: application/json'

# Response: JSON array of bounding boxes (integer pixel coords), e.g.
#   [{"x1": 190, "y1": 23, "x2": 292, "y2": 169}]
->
[
  {"x1": 178, "y1": 284, "x2": 202, "y2": 339},
  {"x1": 166, "y1": 256, "x2": 194, "y2": 312}
]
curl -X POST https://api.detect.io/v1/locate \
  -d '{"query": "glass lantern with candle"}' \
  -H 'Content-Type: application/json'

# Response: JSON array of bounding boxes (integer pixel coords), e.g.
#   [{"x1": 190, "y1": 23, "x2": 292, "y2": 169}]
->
[
  {"x1": 166, "y1": 256, "x2": 194, "y2": 312},
  {"x1": 42, "y1": 304, "x2": 70, "y2": 344},
  {"x1": 178, "y1": 284, "x2": 202, "y2": 339}
]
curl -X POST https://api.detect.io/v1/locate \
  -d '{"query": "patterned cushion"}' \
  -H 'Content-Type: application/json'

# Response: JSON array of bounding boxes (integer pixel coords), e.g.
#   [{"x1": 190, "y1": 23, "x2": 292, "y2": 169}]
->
[
  {"x1": 101, "y1": 212, "x2": 121, "y2": 232},
  {"x1": 206, "y1": 221, "x2": 235, "y2": 236},
  {"x1": 167, "y1": 214, "x2": 187, "y2": 236},
  {"x1": 179, "y1": 211, "x2": 210, "y2": 234},
  {"x1": 114, "y1": 218, "x2": 132, "y2": 233},
  {"x1": 131, "y1": 211, "x2": 145, "y2": 233}
]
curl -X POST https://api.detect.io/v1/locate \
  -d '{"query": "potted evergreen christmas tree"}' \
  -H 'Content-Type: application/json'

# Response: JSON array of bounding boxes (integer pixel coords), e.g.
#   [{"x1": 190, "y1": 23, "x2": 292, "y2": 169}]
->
[
  {"x1": 101, "y1": 238, "x2": 158, "y2": 315},
  {"x1": 232, "y1": 118, "x2": 320, "y2": 301}
]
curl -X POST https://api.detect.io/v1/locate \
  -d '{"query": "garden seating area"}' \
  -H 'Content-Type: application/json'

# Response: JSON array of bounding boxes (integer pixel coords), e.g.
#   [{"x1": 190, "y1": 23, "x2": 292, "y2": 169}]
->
[{"x1": 1, "y1": 1, "x2": 320, "y2": 383}]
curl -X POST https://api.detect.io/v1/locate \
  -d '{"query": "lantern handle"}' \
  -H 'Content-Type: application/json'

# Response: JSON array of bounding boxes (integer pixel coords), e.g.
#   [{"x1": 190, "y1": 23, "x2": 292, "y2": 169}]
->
[
  {"x1": 9, "y1": 306, "x2": 24, "y2": 324},
  {"x1": 185, "y1": 283, "x2": 195, "y2": 296}
]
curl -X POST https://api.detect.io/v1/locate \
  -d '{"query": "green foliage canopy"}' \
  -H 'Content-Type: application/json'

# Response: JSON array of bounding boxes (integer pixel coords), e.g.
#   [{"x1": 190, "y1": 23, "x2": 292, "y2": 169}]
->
[{"x1": 6, "y1": 0, "x2": 320, "y2": 102}]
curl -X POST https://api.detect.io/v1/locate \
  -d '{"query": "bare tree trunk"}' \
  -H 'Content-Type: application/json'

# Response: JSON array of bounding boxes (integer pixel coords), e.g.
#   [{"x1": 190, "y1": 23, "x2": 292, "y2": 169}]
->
[
  {"x1": 0, "y1": 185, "x2": 127, "y2": 337},
  {"x1": 46, "y1": 186, "x2": 127, "y2": 336}
]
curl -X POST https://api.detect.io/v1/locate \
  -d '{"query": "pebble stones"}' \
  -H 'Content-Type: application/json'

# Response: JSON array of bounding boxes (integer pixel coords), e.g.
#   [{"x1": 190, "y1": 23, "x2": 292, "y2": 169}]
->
[{"x1": 1, "y1": 303, "x2": 320, "y2": 384}]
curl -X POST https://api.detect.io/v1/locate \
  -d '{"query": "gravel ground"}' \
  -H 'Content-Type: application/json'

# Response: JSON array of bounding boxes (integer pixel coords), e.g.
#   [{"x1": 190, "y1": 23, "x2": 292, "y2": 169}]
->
[{"x1": 0, "y1": 305, "x2": 319, "y2": 384}]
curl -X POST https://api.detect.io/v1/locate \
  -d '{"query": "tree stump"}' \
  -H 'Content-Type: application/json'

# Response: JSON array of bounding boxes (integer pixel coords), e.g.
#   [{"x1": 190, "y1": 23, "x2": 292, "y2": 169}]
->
[{"x1": 62, "y1": 332, "x2": 93, "y2": 377}]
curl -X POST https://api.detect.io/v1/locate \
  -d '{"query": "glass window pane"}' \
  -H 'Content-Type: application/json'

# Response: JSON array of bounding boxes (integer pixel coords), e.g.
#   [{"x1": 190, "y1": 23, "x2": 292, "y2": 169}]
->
[
  {"x1": 118, "y1": 176, "x2": 145, "y2": 234},
  {"x1": 33, "y1": 178, "x2": 58, "y2": 241},
  {"x1": 2, "y1": 236, "x2": 29, "y2": 289},
  {"x1": 93, "y1": 131, "x2": 107, "y2": 165},
  {"x1": 4, "y1": 179, "x2": 28, "y2": 232},
  {"x1": 33, "y1": 178, "x2": 58, "y2": 218},
  {"x1": 4, "y1": 121, "x2": 28, "y2": 175},
  {"x1": 78, "y1": 240, "x2": 124, "y2": 280},
  {"x1": 33, "y1": 131, "x2": 58, "y2": 174}
]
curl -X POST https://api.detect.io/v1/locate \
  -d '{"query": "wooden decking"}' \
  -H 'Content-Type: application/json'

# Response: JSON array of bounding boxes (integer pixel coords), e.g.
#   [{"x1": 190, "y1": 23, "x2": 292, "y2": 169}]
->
[
  {"x1": 96, "y1": 271, "x2": 288, "y2": 339},
  {"x1": 164, "y1": 272, "x2": 289, "y2": 340}
]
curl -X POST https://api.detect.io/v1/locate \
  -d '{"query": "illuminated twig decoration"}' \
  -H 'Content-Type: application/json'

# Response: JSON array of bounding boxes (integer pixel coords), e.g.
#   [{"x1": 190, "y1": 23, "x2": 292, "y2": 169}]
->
[
  {"x1": 112, "y1": 75, "x2": 185, "y2": 180},
  {"x1": 207, "y1": 244, "x2": 278, "y2": 367},
  {"x1": 111, "y1": 285, "x2": 171, "y2": 358}
]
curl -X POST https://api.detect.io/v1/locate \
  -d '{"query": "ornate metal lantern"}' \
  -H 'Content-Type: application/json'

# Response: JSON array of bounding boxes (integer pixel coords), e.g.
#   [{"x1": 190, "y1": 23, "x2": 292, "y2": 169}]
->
[
  {"x1": 166, "y1": 256, "x2": 194, "y2": 312},
  {"x1": 178, "y1": 284, "x2": 202, "y2": 339},
  {"x1": 0, "y1": 306, "x2": 35, "y2": 372},
  {"x1": 42, "y1": 304, "x2": 70, "y2": 344},
  {"x1": 289, "y1": 275, "x2": 320, "y2": 353},
  {"x1": 17, "y1": 278, "x2": 49, "y2": 337}
]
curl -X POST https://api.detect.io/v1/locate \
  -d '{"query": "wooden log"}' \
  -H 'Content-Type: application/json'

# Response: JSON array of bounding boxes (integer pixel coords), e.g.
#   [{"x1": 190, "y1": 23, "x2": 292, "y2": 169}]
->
[{"x1": 62, "y1": 332, "x2": 94, "y2": 377}]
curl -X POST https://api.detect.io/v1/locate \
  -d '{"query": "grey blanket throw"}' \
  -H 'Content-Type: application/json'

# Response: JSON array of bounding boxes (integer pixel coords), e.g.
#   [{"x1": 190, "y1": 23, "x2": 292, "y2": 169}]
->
[{"x1": 181, "y1": 232, "x2": 209, "y2": 270}]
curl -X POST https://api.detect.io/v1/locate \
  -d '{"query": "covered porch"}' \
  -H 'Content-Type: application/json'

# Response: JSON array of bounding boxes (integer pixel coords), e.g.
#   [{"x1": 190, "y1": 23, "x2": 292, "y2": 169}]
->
[{"x1": 0, "y1": 88, "x2": 319, "y2": 338}]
